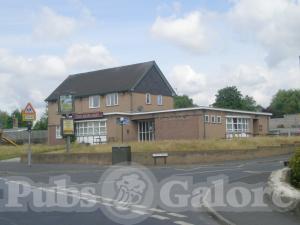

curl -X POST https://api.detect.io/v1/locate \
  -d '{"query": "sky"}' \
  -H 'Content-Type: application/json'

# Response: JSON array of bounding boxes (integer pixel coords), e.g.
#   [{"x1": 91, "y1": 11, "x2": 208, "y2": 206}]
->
[{"x1": 1, "y1": 0, "x2": 300, "y2": 118}]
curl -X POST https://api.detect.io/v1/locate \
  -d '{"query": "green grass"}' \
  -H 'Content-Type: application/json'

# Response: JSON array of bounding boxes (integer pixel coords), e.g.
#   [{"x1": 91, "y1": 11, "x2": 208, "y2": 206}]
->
[
  {"x1": 62, "y1": 136, "x2": 300, "y2": 153},
  {"x1": 0, "y1": 145, "x2": 64, "y2": 160},
  {"x1": 1, "y1": 136, "x2": 299, "y2": 160}
]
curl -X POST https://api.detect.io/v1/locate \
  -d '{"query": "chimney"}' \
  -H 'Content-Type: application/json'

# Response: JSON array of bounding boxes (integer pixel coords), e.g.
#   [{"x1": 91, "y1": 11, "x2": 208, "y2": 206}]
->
[{"x1": 13, "y1": 115, "x2": 18, "y2": 129}]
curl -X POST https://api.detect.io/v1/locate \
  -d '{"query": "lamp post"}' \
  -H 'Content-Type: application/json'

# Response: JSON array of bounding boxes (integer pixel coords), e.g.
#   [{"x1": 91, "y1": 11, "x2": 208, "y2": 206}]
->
[{"x1": 120, "y1": 117, "x2": 124, "y2": 143}]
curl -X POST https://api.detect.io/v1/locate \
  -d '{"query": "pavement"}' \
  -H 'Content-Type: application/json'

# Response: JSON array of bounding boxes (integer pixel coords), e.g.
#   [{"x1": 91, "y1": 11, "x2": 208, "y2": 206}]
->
[{"x1": 0, "y1": 154, "x2": 299, "y2": 225}]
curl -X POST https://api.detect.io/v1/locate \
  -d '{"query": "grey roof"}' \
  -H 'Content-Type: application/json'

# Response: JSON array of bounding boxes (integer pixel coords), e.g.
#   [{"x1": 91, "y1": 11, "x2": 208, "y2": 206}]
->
[{"x1": 46, "y1": 61, "x2": 175, "y2": 101}]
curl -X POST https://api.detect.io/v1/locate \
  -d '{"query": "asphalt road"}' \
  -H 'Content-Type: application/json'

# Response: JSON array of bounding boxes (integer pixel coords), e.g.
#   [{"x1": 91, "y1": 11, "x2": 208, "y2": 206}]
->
[{"x1": 0, "y1": 154, "x2": 299, "y2": 225}]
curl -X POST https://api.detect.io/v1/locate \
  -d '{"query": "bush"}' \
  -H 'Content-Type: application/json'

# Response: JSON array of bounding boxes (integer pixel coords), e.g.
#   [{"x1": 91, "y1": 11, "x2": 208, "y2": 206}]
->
[{"x1": 290, "y1": 149, "x2": 300, "y2": 188}]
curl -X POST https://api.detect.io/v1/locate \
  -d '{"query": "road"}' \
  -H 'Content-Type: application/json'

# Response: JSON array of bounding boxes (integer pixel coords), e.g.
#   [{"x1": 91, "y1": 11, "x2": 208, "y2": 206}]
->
[{"x1": 0, "y1": 154, "x2": 299, "y2": 225}]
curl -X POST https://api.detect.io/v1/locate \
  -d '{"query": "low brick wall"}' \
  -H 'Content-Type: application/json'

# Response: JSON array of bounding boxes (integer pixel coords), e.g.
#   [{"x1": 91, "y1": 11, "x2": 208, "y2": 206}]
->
[{"x1": 21, "y1": 144, "x2": 296, "y2": 166}]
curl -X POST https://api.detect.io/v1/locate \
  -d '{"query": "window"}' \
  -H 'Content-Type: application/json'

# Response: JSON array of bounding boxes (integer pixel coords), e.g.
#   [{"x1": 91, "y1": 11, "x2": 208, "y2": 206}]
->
[
  {"x1": 217, "y1": 116, "x2": 222, "y2": 123},
  {"x1": 75, "y1": 120, "x2": 107, "y2": 137},
  {"x1": 106, "y1": 93, "x2": 118, "y2": 106},
  {"x1": 226, "y1": 117, "x2": 249, "y2": 134},
  {"x1": 211, "y1": 115, "x2": 216, "y2": 123},
  {"x1": 146, "y1": 93, "x2": 151, "y2": 104},
  {"x1": 89, "y1": 95, "x2": 100, "y2": 108},
  {"x1": 56, "y1": 126, "x2": 62, "y2": 139},
  {"x1": 157, "y1": 95, "x2": 163, "y2": 105},
  {"x1": 138, "y1": 121, "x2": 155, "y2": 141},
  {"x1": 204, "y1": 115, "x2": 209, "y2": 123}
]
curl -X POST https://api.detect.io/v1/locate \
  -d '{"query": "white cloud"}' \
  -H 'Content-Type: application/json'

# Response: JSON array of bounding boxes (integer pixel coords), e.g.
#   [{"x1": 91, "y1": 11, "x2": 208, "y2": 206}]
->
[
  {"x1": 151, "y1": 11, "x2": 212, "y2": 53},
  {"x1": 228, "y1": 0, "x2": 300, "y2": 66},
  {"x1": 0, "y1": 43, "x2": 116, "y2": 117},
  {"x1": 168, "y1": 62, "x2": 300, "y2": 107},
  {"x1": 64, "y1": 43, "x2": 117, "y2": 72},
  {"x1": 33, "y1": 7, "x2": 77, "y2": 41}
]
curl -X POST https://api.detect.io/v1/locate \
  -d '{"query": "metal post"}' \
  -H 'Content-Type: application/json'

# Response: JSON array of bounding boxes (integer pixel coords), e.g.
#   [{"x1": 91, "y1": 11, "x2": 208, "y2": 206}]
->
[
  {"x1": 28, "y1": 130, "x2": 31, "y2": 167},
  {"x1": 66, "y1": 135, "x2": 70, "y2": 153},
  {"x1": 121, "y1": 123, "x2": 124, "y2": 143}
]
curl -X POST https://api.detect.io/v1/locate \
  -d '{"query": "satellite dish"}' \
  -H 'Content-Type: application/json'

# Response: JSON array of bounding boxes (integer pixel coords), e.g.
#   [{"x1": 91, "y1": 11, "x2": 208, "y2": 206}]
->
[{"x1": 137, "y1": 106, "x2": 144, "y2": 112}]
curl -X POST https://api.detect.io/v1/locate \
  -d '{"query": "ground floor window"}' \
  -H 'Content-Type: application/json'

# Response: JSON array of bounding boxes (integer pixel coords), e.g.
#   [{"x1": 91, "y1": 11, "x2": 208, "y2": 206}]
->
[
  {"x1": 226, "y1": 117, "x2": 249, "y2": 138},
  {"x1": 75, "y1": 120, "x2": 107, "y2": 144},
  {"x1": 138, "y1": 120, "x2": 155, "y2": 142},
  {"x1": 56, "y1": 126, "x2": 62, "y2": 139}
]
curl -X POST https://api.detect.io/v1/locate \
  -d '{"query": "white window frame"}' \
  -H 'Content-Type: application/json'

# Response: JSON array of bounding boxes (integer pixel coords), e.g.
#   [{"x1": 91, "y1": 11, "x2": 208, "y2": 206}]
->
[
  {"x1": 226, "y1": 117, "x2": 249, "y2": 134},
  {"x1": 56, "y1": 125, "x2": 62, "y2": 139},
  {"x1": 89, "y1": 95, "x2": 100, "y2": 109},
  {"x1": 217, "y1": 116, "x2": 222, "y2": 124},
  {"x1": 157, "y1": 95, "x2": 163, "y2": 105},
  {"x1": 106, "y1": 93, "x2": 118, "y2": 106},
  {"x1": 204, "y1": 115, "x2": 209, "y2": 123},
  {"x1": 75, "y1": 119, "x2": 107, "y2": 137},
  {"x1": 146, "y1": 93, "x2": 151, "y2": 105},
  {"x1": 211, "y1": 115, "x2": 216, "y2": 123}
]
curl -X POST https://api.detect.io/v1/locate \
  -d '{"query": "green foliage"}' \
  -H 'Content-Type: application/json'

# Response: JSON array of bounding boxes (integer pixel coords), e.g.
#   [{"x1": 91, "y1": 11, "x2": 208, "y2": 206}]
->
[
  {"x1": 290, "y1": 149, "x2": 300, "y2": 188},
  {"x1": 269, "y1": 89, "x2": 300, "y2": 117},
  {"x1": 33, "y1": 110, "x2": 48, "y2": 130},
  {"x1": 0, "y1": 109, "x2": 27, "y2": 129},
  {"x1": 213, "y1": 86, "x2": 258, "y2": 111},
  {"x1": 174, "y1": 95, "x2": 196, "y2": 108}
]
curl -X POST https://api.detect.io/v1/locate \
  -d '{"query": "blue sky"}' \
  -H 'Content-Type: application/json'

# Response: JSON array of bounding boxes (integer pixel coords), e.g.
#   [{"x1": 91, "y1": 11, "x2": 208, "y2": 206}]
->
[{"x1": 0, "y1": 0, "x2": 300, "y2": 117}]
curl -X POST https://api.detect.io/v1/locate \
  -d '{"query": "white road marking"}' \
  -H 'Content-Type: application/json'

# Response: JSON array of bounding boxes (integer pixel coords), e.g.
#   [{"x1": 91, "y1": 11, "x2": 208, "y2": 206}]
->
[
  {"x1": 174, "y1": 221, "x2": 194, "y2": 225},
  {"x1": 132, "y1": 204, "x2": 147, "y2": 209},
  {"x1": 150, "y1": 215, "x2": 170, "y2": 220},
  {"x1": 131, "y1": 209, "x2": 148, "y2": 215},
  {"x1": 149, "y1": 208, "x2": 166, "y2": 213},
  {"x1": 167, "y1": 213, "x2": 187, "y2": 218},
  {"x1": 175, "y1": 168, "x2": 238, "y2": 176},
  {"x1": 102, "y1": 202, "x2": 113, "y2": 207}
]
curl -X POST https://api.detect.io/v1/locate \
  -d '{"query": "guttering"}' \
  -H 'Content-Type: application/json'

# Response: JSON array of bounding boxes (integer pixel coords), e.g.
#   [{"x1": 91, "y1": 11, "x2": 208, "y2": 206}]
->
[{"x1": 103, "y1": 106, "x2": 272, "y2": 117}]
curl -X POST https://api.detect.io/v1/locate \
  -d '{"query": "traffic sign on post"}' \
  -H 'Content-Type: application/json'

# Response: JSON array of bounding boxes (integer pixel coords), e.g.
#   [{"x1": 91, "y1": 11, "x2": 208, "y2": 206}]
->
[
  {"x1": 22, "y1": 102, "x2": 36, "y2": 167},
  {"x1": 22, "y1": 103, "x2": 36, "y2": 122}
]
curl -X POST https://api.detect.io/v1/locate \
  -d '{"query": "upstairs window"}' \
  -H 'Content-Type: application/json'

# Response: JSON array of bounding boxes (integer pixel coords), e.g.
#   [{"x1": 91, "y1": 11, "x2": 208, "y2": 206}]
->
[
  {"x1": 106, "y1": 93, "x2": 118, "y2": 106},
  {"x1": 146, "y1": 93, "x2": 151, "y2": 104},
  {"x1": 217, "y1": 116, "x2": 222, "y2": 123},
  {"x1": 157, "y1": 95, "x2": 163, "y2": 105},
  {"x1": 89, "y1": 95, "x2": 100, "y2": 108}
]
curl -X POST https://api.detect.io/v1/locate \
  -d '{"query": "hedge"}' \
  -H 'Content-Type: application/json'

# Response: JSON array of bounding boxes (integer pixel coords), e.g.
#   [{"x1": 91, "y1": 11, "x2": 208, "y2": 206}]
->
[{"x1": 290, "y1": 149, "x2": 300, "y2": 188}]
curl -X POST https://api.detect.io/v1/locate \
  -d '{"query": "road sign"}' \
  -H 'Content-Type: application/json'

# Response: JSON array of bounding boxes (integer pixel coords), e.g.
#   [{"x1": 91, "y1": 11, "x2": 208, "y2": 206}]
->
[
  {"x1": 118, "y1": 117, "x2": 130, "y2": 125},
  {"x1": 22, "y1": 103, "x2": 36, "y2": 122}
]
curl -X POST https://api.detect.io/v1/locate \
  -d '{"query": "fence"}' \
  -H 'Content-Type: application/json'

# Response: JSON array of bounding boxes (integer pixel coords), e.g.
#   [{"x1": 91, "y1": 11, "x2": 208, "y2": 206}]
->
[{"x1": 3, "y1": 129, "x2": 48, "y2": 144}]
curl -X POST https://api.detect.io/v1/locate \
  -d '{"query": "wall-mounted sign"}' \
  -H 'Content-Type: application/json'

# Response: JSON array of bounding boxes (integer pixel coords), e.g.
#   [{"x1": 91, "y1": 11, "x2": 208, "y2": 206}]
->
[
  {"x1": 61, "y1": 119, "x2": 74, "y2": 136},
  {"x1": 72, "y1": 112, "x2": 104, "y2": 120},
  {"x1": 22, "y1": 103, "x2": 36, "y2": 122},
  {"x1": 59, "y1": 95, "x2": 74, "y2": 114}
]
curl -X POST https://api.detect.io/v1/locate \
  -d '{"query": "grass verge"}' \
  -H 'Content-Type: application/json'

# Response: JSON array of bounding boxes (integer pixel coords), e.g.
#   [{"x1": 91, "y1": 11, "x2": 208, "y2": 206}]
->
[
  {"x1": 0, "y1": 136, "x2": 299, "y2": 160},
  {"x1": 59, "y1": 136, "x2": 299, "y2": 153}
]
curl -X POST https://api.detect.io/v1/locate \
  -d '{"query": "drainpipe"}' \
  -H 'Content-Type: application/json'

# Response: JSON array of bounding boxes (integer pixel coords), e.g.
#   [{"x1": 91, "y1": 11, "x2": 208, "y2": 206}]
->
[{"x1": 130, "y1": 91, "x2": 133, "y2": 112}]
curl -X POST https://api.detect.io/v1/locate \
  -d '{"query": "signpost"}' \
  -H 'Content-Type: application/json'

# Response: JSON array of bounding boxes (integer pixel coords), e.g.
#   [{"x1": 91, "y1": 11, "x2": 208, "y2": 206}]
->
[
  {"x1": 118, "y1": 117, "x2": 129, "y2": 143},
  {"x1": 22, "y1": 103, "x2": 36, "y2": 167},
  {"x1": 58, "y1": 94, "x2": 75, "y2": 153}
]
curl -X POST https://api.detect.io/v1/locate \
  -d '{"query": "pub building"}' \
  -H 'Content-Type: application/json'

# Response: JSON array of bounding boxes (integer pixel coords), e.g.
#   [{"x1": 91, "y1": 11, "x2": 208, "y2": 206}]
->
[{"x1": 46, "y1": 61, "x2": 271, "y2": 145}]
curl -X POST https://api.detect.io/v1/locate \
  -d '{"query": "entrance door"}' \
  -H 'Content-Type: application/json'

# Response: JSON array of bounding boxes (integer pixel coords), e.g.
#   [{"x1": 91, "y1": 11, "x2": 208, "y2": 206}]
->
[
  {"x1": 138, "y1": 120, "x2": 155, "y2": 142},
  {"x1": 253, "y1": 119, "x2": 259, "y2": 136}
]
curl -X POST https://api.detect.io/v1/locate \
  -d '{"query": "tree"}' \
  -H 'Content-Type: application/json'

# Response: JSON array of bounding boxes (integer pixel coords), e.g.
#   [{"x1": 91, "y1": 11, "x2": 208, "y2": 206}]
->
[
  {"x1": 0, "y1": 110, "x2": 10, "y2": 128},
  {"x1": 174, "y1": 95, "x2": 196, "y2": 108},
  {"x1": 33, "y1": 110, "x2": 48, "y2": 130},
  {"x1": 269, "y1": 89, "x2": 300, "y2": 117},
  {"x1": 213, "y1": 86, "x2": 258, "y2": 111},
  {"x1": 241, "y1": 95, "x2": 258, "y2": 111}
]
